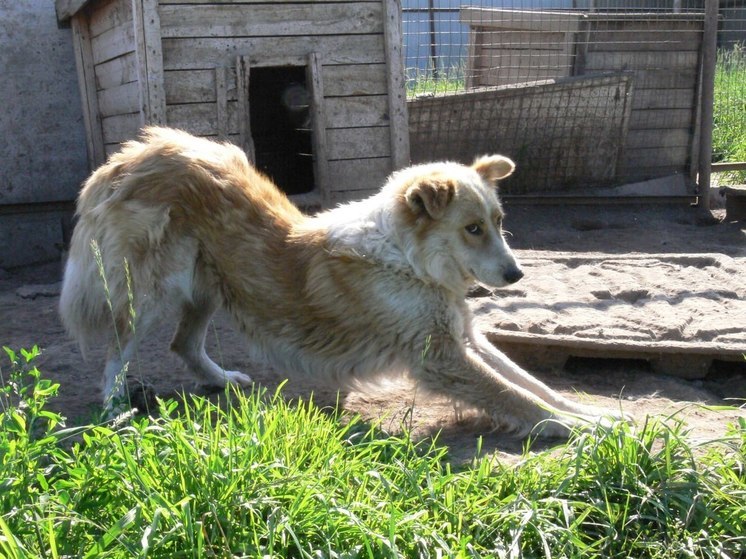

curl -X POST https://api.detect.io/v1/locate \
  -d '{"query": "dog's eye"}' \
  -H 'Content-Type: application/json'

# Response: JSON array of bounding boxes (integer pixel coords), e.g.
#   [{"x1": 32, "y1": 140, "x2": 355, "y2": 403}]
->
[{"x1": 465, "y1": 223, "x2": 483, "y2": 235}]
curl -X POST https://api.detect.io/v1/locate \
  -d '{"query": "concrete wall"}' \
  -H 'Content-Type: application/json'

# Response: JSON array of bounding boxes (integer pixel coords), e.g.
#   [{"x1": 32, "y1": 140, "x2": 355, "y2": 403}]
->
[{"x1": 0, "y1": 0, "x2": 88, "y2": 269}]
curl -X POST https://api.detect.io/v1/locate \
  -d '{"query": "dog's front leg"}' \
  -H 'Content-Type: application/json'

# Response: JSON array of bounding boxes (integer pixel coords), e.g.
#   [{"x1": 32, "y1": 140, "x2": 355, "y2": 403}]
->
[
  {"x1": 414, "y1": 344, "x2": 582, "y2": 438},
  {"x1": 468, "y1": 330, "x2": 625, "y2": 422}
]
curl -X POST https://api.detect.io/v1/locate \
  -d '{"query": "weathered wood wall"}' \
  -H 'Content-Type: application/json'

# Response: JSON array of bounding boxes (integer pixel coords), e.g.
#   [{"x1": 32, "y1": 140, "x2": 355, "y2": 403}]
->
[
  {"x1": 60, "y1": 0, "x2": 409, "y2": 205},
  {"x1": 461, "y1": 9, "x2": 704, "y2": 187}
]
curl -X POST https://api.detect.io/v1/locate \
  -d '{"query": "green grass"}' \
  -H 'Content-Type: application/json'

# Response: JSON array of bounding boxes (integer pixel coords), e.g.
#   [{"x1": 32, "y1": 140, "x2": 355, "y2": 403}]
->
[
  {"x1": 406, "y1": 66, "x2": 465, "y2": 98},
  {"x1": 714, "y1": 44, "x2": 746, "y2": 184},
  {"x1": 1, "y1": 347, "x2": 745, "y2": 558}
]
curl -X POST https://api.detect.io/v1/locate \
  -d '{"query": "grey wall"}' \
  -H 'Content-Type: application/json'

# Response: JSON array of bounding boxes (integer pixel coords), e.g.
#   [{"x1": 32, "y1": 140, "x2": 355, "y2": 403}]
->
[{"x1": 0, "y1": 0, "x2": 88, "y2": 268}]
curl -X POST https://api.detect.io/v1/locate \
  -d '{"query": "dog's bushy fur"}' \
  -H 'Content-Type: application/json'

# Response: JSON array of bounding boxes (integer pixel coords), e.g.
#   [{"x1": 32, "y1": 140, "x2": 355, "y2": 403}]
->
[{"x1": 60, "y1": 127, "x2": 615, "y2": 436}]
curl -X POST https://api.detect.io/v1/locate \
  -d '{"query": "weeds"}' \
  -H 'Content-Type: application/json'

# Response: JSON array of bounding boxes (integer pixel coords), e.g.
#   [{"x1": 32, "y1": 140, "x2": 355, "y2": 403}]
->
[{"x1": 1, "y1": 348, "x2": 744, "y2": 558}]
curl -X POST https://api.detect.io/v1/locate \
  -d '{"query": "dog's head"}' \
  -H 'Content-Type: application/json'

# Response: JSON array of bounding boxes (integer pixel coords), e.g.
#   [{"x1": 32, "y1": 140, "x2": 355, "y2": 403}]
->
[{"x1": 389, "y1": 155, "x2": 522, "y2": 293}]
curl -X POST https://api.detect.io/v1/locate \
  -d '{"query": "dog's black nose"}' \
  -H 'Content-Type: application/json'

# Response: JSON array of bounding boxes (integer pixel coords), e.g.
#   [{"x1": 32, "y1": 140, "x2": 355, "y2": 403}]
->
[{"x1": 504, "y1": 267, "x2": 524, "y2": 284}]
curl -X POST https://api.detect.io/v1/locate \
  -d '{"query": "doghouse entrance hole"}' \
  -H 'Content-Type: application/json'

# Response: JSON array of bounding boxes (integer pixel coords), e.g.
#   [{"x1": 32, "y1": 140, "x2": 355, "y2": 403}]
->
[{"x1": 249, "y1": 66, "x2": 314, "y2": 195}]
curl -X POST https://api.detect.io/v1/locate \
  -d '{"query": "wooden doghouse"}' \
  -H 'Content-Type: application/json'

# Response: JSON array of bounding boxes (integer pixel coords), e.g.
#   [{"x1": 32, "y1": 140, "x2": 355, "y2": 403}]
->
[{"x1": 56, "y1": 0, "x2": 409, "y2": 206}]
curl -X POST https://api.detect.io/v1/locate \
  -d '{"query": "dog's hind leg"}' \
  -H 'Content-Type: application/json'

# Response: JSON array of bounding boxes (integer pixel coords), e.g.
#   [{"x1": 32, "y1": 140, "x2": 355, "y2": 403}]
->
[
  {"x1": 101, "y1": 305, "x2": 160, "y2": 410},
  {"x1": 170, "y1": 297, "x2": 253, "y2": 390}
]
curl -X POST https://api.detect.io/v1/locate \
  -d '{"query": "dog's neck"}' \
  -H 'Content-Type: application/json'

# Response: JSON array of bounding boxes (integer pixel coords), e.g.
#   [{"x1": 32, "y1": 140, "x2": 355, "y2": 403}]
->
[
  {"x1": 310, "y1": 194, "x2": 407, "y2": 268},
  {"x1": 302, "y1": 195, "x2": 473, "y2": 297}
]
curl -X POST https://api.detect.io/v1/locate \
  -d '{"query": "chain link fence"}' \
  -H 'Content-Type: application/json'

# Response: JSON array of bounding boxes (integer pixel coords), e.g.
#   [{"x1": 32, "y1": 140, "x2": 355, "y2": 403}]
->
[{"x1": 403, "y1": 0, "x2": 745, "y2": 196}]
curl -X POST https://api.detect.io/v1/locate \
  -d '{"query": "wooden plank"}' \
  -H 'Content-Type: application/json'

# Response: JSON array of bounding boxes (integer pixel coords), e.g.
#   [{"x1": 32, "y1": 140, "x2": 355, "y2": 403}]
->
[
  {"x1": 328, "y1": 158, "x2": 392, "y2": 192},
  {"x1": 165, "y1": 102, "x2": 238, "y2": 135},
  {"x1": 159, "y1": 0, "x2": 367, "y2": 3},
  {"x1": 383, "y1": 0, "x2": 409, "y2": 170},
  {"x1": 90, "y1": 20, "x2": 135, "y2": 65},
  {"x1": 326, "y1": 127, "x2": 391, "y2": 160},
  {"x1": 586, "y1": 30, "x2": 703, "y2": 52},
  {"x1": 164, "y1": 69, "x2": 226, "y2": 104},
  {"x1": 478, "y1": 30, "x2": 571, "y2": 51},
  {"x1": 631, "y1": 89, "x2": 696, "y2": 111},
  {"x1": 625, "y1": 129, "x2": 692, "y2": 151},
  {"x1": 622, "y1": 68, "x2": 698, "y2": 90},
  {"x1": 622, "y1": 146, "x2": 690, "y2": 169},
  {"x1": 584, "y1": 51, "x2": 699, "y2": 72},
  {"x1": 323, "y1": 64, "x2": 388, "y2": 97},
  {"x1": 102, "y1": 113, "x2": 141, "y2": 144},
  {"x1": 215, "y1": 66, "x2": 229, "y2": 139},
  {"x1": 132, "y1": 0, "x2": 166, "y2": 124},
  {"x1": 628, "y1": 109, "x2": 698, "y2": 130},
  {"x1": 306, "y1": 52, "x2": 330, "y2": 205},
  {"x1": 163, "y1": 65, "x2": 388, "y2": 103},
  {"x1": 161, "y1": 35, "x2": 386, "y2": 71},
  {"x1": 325, "y1": 96, "x2": 389, "y2": 129},
  {"x1": 159, "y1": 3, "x2": 382, "y2": 38},
  {"x1": 88, "y1": 0, "x2": 132, "y2": 38},
  {"x1": 71, "y1": 13, "x2": 106, "y2": 168},
  {"x1": 97, "y1": 81, "x2": 140, "y2": 116},
  {"x1": 480, "y1": 50, "x2": 576, "y2": 72},
  {"x1": 461, "y1": 7, "x2": 584, "y2": 34},
  {"x1": 465, "y1": 18, "x2": 481, "y2": 89},
  {"x1": 473, "y1": 66, "x2": 570, "y2": 87},
  {"x1": 235, "y1": 55, "x2": 255, "y2": 163},
  {"x1": 94, "y1": 52, "x2": 138, "y2": 90}
]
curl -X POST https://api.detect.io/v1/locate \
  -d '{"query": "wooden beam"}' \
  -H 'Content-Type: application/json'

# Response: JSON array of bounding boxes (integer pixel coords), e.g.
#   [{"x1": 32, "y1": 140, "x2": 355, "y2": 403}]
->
[
  {"x1": 132, "y1": 0, "x2": 166, "y2": 125},
  {"x1": 306, "y1": 53, "x2": 331, "y2": 207},
  {"x1": 235, "y1": 55, "x2": 256, "y2": 163},
  {"x1": 697, "y1": 0, "x2": 718, "y2": 212},
  {"x1": 383, "y1": 0, "x2": 410, "y2": 170},
  {"x1": 215, "y1": 66, "x2": 229, "y2": 140},
  {"x1": 70, "y1": 13, "x2": 105, "y2": 168}
]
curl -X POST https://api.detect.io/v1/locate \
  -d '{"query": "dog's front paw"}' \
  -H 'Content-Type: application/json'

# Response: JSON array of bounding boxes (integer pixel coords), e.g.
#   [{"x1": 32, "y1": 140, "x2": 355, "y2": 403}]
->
[{"x1": 223, "y1": 369, "x2": 253, "y2": 388}]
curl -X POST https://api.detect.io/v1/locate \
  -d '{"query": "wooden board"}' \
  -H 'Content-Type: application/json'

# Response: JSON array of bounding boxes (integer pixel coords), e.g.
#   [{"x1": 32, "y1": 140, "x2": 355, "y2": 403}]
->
[
  {"x1": 94, "y1": 52, "x2": 138, "y2": 90},
  {"x1": 328, "y1": 158, "x2": 392, "y2": 191},
  {"x1": 88, "y1": 0, "x2": 132, "y2": 37},
  {"x1": 158, "y1": 3, "x2": 382, "y2": 38},
  {"x1": 90, "y1": 20, "x2": 135, "y2": 65},
  {"x1": 163, "y1": 65, "x2": 388, "y2": 104},
  {"x1": 71, "y1": 13, "x2": 105, "y2": 168},
  {"x1": 133, "y1": 0, "x2": 166, "y2": 124},
  {"x1": 326, "y1": 127, "x2": 391, "y2": 160},
  {"x1": 97, "y1": 81, "x2": 140, "y2": 117},
  {"x1": 161, "y1": 35, "x2": 386, "y2": 70},
  {"x1": 101, "y1": 112, "x2": 140, "y2": 144}
]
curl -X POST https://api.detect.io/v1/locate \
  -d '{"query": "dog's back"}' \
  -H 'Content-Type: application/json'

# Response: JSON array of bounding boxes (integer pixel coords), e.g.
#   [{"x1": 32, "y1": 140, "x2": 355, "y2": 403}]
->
[{"x1": 59, "y1": 127, "x2": 304, "y2": 351}]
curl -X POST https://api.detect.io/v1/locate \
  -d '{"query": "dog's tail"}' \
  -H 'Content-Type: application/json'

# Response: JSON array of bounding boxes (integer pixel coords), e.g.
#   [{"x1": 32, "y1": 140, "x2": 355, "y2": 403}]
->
[{"x1": 59, "y1": 162, "x2": 138, "y2": 354}]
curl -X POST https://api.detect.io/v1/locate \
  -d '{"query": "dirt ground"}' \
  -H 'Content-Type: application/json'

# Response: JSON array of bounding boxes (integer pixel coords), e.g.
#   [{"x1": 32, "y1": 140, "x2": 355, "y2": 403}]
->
[{"x1": 1, "y1": 202, "x2": 745, "y2": 462}]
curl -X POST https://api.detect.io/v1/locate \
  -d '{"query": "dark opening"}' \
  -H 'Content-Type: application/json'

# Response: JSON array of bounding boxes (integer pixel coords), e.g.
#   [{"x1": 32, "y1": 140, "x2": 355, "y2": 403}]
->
[{"x1": 249, "y1": 66, "x2": 314, "y2": 195}]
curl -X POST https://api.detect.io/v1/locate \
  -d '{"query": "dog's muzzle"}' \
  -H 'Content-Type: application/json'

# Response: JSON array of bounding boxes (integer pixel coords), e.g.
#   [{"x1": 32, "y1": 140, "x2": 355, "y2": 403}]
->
[{"x1": 503, "y1": 266, "x2": 524, "y2": 285}]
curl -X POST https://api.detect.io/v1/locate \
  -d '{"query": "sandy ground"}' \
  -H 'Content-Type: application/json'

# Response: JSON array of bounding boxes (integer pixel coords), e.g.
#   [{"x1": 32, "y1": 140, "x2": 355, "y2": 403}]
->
[{"x1": 1, "y1": 202, "x2": 745, "y2": 462}]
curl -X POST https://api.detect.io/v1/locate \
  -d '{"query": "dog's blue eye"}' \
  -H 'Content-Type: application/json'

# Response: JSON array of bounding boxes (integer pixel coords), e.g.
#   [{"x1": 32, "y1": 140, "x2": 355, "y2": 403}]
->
[{"x1": 465, "y1": 223, "x2": 483, "y2": 235}]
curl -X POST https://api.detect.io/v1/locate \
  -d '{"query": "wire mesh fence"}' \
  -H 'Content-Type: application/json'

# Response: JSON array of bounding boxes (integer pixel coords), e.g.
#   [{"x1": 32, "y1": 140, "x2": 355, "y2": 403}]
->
[
  {"x1": 714, "y1": 0, "x2": 746, "y2": 184},
  {"x1": 403, "y1": 0, "x2": 746, "y2": 195}
]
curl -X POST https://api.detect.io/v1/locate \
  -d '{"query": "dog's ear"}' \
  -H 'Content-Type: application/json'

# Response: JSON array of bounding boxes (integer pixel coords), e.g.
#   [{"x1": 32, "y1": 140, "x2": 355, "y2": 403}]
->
[
  {"x1": 472, "y1": 155, "x2": 515, "y2": 185},
  {"x1": 404, "y1": 177, "x2": 455, "y2": 220}
]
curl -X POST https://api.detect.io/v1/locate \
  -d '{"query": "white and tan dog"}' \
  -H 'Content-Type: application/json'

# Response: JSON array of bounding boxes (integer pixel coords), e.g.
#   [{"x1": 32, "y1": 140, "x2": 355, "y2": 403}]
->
[{"x1": 60, "y1": 127, "x2": 614, "y2": 436}]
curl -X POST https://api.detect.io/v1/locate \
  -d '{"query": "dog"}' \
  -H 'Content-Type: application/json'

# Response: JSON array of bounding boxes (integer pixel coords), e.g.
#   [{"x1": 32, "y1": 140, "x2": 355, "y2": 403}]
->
[{"x1": 60, "y1": 127, "x2": 616, "y2": 437}]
